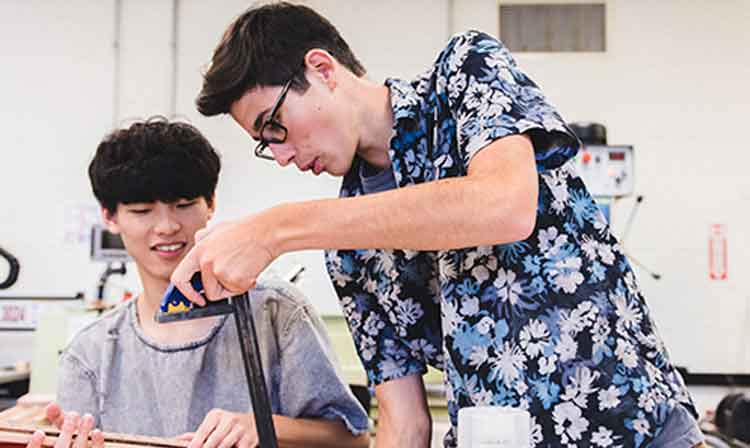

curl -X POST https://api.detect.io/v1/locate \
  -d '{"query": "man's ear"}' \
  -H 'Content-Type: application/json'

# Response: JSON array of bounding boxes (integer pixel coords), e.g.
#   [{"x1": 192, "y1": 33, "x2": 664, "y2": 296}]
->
[
  {"x1": 101, "y1": 207, "x2": 120, "y2": 234},
  {"x1": 304, "y1": 49, "x2": 337, "y2": 89}
]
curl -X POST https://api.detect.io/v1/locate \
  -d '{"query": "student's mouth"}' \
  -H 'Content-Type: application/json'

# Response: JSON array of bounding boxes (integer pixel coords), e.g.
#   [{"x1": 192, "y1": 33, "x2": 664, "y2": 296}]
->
[{"x1": 151, "y1": 242, "x2": 187, "y2": 259}]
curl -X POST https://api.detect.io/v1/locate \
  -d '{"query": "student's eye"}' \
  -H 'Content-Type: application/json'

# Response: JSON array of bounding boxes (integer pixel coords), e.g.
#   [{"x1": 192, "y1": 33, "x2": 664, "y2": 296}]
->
[
  {"x1": 129, "y1": 208, "x2": 151, "y2": 215},
  {"x1": 177, "y1": 201, "x2": 197, "y2": 209}
]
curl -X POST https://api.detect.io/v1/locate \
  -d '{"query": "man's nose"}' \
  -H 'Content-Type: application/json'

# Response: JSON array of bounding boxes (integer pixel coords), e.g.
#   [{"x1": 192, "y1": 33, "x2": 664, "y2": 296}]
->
[{"x1": 269, "y1": 143, "x2": 295, "y2": 166}]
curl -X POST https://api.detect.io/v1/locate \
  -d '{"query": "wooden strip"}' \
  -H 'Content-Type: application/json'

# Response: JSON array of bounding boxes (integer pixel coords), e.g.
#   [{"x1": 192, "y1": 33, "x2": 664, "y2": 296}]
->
[
  {"x1": 0, "y1": 425, "x2": 188, "y2": 448},
  {"x1": 0, "y1": 409, "x2": 46, "y2": 427},
  {"x1": 0, "y1": 429, "x2": 139, "y2": 448}
]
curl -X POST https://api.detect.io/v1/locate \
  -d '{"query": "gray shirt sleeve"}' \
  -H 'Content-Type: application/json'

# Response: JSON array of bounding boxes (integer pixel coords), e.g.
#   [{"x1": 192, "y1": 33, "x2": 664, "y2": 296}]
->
[
  {"x1": 276, "y1": 303, "x2": 369, "y2": 435},
  {"x1": 56, "y1": 351, "x2": 100, "y2": 426}
]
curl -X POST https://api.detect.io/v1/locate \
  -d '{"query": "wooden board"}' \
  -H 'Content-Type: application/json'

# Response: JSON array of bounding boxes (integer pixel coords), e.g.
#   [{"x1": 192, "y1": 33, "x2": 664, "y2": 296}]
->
[
  {"x1": 0, "y1": 425, "x2": 188, "y2": 448},
  {"x1": 0, "y1": 405, "x2": 187, "y2": 448}
]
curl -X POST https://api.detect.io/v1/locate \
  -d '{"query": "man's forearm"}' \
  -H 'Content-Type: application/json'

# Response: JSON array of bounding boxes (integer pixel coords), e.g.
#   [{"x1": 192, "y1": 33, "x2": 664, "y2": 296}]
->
[
  {"x1": 375, "y1": 408, "x2": 431, "y2": 448},
  {"x1": 374, "y1": 375, "x2": 432, "y2": 448},
  {"x1": 265, "y1": 135, "x2": 538, "y2": 255},
  {"x1": 274, "y1": 415, "x2": 369, "y2": 448}
]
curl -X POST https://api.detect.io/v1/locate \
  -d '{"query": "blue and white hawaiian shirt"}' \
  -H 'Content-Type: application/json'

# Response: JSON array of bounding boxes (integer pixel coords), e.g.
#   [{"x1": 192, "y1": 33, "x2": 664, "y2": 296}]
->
[{"x1": 325, "y1": 31, "x2": 696, "y2": 447}]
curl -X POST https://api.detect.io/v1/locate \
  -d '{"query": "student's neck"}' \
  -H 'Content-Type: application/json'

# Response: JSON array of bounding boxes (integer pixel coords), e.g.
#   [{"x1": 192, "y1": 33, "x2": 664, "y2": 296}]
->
[
  {"x1": 135, "y1": 267, "x2": 220, "y2": 345},
  {"x1": 352, "y1": 76, "x2": 394, "y2": 170}
]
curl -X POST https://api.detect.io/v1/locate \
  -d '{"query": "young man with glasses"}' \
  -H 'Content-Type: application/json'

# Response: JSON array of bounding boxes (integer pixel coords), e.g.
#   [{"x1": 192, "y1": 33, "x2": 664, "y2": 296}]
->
[{"x1": 172, "y1": 3, "x2": 705, "y2": 447}]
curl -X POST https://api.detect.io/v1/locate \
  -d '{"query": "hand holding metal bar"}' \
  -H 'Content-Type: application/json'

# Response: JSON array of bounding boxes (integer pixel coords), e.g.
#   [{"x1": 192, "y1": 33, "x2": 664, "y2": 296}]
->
[
  {"x1": 155, "y1": 273, "x2": 278, "y2": 448},
  {"x1": 231, "y1": 292, "x2": 277, "y2": 447}
]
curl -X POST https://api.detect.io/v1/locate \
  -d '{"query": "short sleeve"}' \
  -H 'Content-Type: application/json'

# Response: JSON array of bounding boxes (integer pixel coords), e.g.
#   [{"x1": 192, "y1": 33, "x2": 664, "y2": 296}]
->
[
  {"x1": 326, "y1": 249, "x2": 443, "y2": 391},
  {"x1": 276, "y1": 303, "x2": 370, "y2": 435},
  {"x1": 437, "y1": 31, "x2": 580, "y2": 172},
  {"x1": 56, "y1": 352, "x2": 100, "y2": 426},
  {"x1": 343, "y1": 295, "x2": 428, "y2": 388}
]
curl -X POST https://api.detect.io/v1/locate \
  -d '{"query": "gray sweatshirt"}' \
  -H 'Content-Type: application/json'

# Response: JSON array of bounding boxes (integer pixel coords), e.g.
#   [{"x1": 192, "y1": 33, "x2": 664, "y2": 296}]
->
[{"x1": 56, "y1": 279, "x2": 368, "y2": 437}]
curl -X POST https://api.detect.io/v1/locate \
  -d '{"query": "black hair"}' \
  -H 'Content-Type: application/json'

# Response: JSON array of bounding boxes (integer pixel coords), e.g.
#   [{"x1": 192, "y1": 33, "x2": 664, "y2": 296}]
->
[
  {"x1": 89, "y1": 117, "x2": 221, "y2": 214},
  {"x1": 196, "y1": 1, "x2": 365, "y2": 116}
]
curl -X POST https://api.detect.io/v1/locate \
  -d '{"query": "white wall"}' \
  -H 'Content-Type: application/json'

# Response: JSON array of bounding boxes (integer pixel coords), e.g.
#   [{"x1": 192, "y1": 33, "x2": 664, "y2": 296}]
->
[
  {"x1": 501, "y1": 0, "x2": 750, "y2": 375},
  {"x1": 1, "y1": 0, "x2": 748, "y2": 381},
  {"x1": 0, "y1": 0, "x2": 118, "y2": 297},
  {"x1": 0, "y1": 0, "x2": 495, "y2": 314}
]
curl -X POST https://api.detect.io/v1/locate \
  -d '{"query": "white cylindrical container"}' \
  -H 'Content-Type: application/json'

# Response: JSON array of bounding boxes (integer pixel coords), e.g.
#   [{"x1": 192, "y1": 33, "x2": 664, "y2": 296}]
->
[{"x1": 457, "y1": 406, "x2": 530, "y2": 448}]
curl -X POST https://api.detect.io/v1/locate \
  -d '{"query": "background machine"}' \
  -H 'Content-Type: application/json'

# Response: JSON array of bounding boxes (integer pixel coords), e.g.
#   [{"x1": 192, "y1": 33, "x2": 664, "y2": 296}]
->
[{"x1": 570, "y1": 122, "x2": 661, "y2": 280}]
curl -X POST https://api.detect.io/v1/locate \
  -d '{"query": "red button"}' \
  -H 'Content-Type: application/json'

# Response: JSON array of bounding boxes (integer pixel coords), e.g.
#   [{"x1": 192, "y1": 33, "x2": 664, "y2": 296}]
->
[{"x1": 582, "y1": 151, "x2": 592, "y2": 164}]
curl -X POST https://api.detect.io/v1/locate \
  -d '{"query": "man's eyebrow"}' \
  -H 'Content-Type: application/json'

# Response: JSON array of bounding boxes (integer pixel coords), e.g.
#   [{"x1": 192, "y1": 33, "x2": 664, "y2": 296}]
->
[{"x1": 253, "y1": 108, "x2": 271, "y2": 132}]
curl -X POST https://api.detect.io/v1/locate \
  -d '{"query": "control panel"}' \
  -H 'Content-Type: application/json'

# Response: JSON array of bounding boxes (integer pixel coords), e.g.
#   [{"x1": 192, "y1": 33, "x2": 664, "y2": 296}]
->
[{"x1": 573, "y1": 145, "x2": 634, "y2": 197}]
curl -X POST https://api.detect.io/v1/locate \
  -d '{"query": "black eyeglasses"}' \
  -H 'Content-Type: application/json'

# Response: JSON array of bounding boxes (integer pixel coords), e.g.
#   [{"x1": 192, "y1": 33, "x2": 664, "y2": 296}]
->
[{"x1": 254, "y1": 77, "x2": 295, "y2": 161}]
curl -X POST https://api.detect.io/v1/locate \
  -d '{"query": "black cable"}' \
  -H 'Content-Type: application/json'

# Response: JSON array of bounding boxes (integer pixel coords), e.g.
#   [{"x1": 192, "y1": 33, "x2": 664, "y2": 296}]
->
[{"x1": 0, "y1": 246, "x2": 20, "y2": 289}]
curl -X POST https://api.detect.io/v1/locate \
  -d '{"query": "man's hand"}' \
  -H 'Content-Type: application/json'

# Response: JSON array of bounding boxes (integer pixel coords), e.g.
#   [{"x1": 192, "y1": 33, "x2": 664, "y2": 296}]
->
[
  {"x1": 171, "y1": 214, "x2": 278, "y2": 305},
  {"x1": 178, "y1": 409, "x2": 258, "y2": 448},
  {"x1": 27, "y1": 411, "x2": 104, "y2": 448}
]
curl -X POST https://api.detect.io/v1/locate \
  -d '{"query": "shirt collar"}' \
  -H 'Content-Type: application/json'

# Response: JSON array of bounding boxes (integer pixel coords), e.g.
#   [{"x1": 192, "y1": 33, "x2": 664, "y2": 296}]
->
[
  {"x1": 385, "y1": 78, "x2": 422, "y2": 125},
  {"x1": 340, "y1": 78, "x2": 426, "y2": 196},
  {"x1": 385, "y1": 78, "x2": 430, "y2": 187}
]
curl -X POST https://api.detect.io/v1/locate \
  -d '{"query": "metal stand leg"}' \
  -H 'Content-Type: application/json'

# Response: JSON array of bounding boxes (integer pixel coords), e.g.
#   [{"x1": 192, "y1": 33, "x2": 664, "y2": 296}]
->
[
  {"x1": 232, "y1": 293, "x2": 278, "y2": 448},
  {"x1": 618, "y1": 195, "x2": 663, "y2": 280}
]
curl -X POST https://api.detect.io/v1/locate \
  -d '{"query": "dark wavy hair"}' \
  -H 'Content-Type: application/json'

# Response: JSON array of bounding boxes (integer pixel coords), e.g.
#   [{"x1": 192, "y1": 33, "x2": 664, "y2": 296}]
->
[
  {"x1": 196, "y1": 1, "x2": 365, "y2": 116},
  {"x1": 89, "y1": 117, "x2": 221, "y2": 214}
]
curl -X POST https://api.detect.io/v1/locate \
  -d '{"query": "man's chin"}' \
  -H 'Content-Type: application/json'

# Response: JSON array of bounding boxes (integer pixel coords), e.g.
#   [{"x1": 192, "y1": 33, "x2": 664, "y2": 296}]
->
[{"x1": 327, "y1": 163, "x2": 351, "y2": 177}]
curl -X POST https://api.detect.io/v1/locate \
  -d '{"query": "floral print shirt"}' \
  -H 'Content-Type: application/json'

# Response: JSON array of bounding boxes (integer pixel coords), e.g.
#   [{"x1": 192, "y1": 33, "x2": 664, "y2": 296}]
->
[{"x1": 325, "y1": 30, "x2": 696, "y2": 447}]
